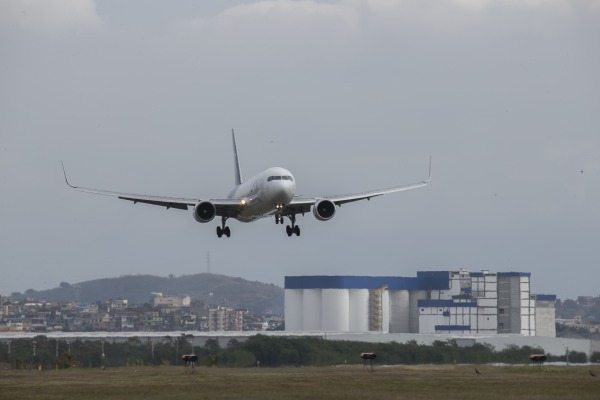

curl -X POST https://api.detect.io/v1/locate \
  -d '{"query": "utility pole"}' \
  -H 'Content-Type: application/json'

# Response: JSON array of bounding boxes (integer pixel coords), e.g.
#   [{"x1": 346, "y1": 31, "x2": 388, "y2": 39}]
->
[{"x1": 101, "y1": 340, "x2": 105, "y2": 369}]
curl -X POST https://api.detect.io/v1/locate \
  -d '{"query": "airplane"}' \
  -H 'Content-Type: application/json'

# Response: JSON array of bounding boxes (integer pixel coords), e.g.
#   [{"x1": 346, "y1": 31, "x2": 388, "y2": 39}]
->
[{"x1": 62, "y1": 130, "x2": 431, "y2": 238}]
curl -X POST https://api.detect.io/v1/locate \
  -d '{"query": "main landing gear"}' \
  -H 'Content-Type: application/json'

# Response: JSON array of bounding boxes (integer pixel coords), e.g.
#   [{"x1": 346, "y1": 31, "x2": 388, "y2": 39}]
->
[
  {"x1": 284, "y1": 214, "x2": 300, "y2": 237},
  {"x1": 286, "y1": 224, "x2": 300, "y2": 237},
  {"x1": 216, "y1": 217, "x2": 231, "y2": 238}
]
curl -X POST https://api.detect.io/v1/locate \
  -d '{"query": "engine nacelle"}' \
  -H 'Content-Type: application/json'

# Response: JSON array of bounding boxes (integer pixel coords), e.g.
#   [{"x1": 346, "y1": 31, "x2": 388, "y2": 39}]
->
[
  {"x1": 313, "y1": 199, "x2": 336, "y2": 221},
  {"x1": 193, "y1": 201, "x2": 216, "y2": 223}
]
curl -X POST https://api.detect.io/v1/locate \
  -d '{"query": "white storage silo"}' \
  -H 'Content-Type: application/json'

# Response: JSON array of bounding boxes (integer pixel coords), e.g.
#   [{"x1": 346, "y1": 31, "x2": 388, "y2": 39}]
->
[
  {"x1": 302, "y1": 289, "x2": 322, "y2": 331},
  {"x1": 382, "y1": 290, "x2": 390, "y2": 332},
  {"x1": 284, "y1": 289, "x2": 303, "y2": 331},
  {"x1": 389, "y1": 290, "x2": 410, "y2": 333},
  {"x1": 322, "y1": 289, "x2": 350, "y2": 331},
  {"x1": 349, "y1": 289, "x2": 369, "y2": 332}
]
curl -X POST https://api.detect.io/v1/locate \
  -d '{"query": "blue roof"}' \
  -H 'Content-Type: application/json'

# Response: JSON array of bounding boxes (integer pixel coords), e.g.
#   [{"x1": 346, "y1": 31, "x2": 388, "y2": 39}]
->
[
  {"x1": 497, "y1": 272, "x2": 531, "y2": 277},
  {"x1": 284, "y1": 271, "x2": 533, "y2": 290},
  {"x1": 416, "y1": 271, "x2": 451, "y2": 279},
  {"x1": 284, "y1": 274, "x2": 449, "y2": 290}
]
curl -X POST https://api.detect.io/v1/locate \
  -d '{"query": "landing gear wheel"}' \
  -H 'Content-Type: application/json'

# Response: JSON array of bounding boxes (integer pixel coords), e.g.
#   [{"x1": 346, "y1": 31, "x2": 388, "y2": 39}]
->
[
  {"x1": 284, "y1": 213, "x2": 300, "y2": 237},
  {"x1": 217, "y1": 216, "x2": 230, "y2": 238}
]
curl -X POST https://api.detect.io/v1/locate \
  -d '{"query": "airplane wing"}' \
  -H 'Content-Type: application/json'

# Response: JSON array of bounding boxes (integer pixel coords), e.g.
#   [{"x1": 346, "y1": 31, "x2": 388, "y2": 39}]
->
[
  {"x1": 61, "y1": 163, "x2": 243, "y2": 216},
  {"x1": 282, "y1": 158, "x2": 431, "y2": 216}
]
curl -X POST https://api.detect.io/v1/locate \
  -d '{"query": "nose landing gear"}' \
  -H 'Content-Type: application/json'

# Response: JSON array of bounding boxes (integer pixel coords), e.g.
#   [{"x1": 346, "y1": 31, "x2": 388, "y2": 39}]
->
[{"x1": 274, "y1": 204, "x2": 285, "y2": 225}]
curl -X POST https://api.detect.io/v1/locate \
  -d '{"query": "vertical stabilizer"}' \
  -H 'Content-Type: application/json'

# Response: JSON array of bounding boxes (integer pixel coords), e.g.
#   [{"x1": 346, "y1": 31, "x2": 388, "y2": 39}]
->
[{"x1": 232, "y1": 129, "x2": 243, "y2": 186}]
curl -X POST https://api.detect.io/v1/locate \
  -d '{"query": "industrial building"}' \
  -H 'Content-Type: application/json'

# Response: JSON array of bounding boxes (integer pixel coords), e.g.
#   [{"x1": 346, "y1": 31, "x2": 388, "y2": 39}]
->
[{"x1": 284, "y1": 270, "x2": 556, "y2": 336}]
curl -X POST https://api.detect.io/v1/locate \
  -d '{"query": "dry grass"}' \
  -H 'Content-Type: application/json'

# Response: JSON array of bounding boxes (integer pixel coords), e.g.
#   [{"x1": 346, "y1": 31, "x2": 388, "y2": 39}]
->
[{"x1": 0, "y1": 364, "x2": 598, "y2": 400}]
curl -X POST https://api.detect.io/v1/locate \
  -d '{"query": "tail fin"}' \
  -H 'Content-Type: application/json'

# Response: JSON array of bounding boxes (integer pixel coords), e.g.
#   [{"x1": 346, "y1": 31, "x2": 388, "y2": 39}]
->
[{"x1": 232, "y1": 129, "x2": 243, "y2": 186}]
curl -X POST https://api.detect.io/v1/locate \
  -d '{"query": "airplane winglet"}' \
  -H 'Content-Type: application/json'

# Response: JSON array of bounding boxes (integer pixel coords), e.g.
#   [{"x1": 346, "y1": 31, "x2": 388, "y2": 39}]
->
[
  {"x1": 61, "y1": 161, "x2": 77, "y2": 189},
  {"x1": 427, "y1": 156, "x2": 432, "y2": 182}
]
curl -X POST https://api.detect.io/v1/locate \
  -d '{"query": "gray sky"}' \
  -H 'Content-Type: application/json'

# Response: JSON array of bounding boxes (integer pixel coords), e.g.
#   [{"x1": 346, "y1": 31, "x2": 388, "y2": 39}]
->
[{"x1": 1, "y1": 0, "x2": 599, "y2": 300}]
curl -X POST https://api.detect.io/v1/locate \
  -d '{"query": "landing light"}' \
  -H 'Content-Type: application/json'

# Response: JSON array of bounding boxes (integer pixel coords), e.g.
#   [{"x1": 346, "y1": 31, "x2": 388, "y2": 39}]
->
[{"x1": 240, "y1": 199, "x2": 247, "y2": 206}]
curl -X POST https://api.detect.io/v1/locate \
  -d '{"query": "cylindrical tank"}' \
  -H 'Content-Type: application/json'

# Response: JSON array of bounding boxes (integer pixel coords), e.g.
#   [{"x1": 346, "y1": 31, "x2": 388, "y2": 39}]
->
[
  {"x1": 284, "y1": 289, "x2": 303, "y2": 331},
  {"x1": 321, "y1": 289, "x2": 350, "y2": 331},
  {"x1": 389, "y1": 290, "x2": 410, "y2": 333},
  {"x1": 349, "y1": 289, "x2": 369, "y2": 332},
  {"x1": 302, "y1": 289, "x2": 322, "y2": 331},
  {"x1": 382, "y1": 290, "x2": 390, "y2": 332}
]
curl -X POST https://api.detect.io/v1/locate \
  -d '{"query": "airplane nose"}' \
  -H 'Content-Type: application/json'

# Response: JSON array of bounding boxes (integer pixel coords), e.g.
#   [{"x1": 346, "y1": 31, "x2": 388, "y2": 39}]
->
[{"x1": 271, "y1": 180, "x2": 294, "y2": 203}]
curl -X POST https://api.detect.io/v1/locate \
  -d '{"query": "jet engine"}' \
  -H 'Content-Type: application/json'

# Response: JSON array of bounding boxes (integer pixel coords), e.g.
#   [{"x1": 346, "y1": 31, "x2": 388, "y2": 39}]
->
[
  {"x1": 193, "y1": 201, "x2": 216, "y2": 223},
  {"x1": 313, "y1": 199, "x2": 336, "y2": 221}
]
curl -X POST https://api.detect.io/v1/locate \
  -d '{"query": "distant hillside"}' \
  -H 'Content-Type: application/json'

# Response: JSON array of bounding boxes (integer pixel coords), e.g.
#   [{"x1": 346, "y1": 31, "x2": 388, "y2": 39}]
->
[{"x1": 18, "y1": 273, "x2": 283, "y2": 314}]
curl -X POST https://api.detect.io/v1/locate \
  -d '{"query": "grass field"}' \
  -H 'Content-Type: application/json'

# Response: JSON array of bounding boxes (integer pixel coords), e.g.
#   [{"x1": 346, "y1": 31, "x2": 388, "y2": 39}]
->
[{"x1": 1, "y1": 364, "x2": 598, "y2": 400}]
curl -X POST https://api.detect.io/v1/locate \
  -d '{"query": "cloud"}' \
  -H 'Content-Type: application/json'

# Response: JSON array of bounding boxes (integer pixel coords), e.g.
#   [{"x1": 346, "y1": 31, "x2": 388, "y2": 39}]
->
[
  {"x1": 168, "y1": 0, "x2": 596, "y2": 66},
  {"x1": 174, "y1": 0, "x2": 359, "y2": 50},
  {"x1": 0, "y1": 0, "x2": 102, "y2": 33},
  {"x1": 174, "y1": 0, "x2": 597, "y2": 34}
]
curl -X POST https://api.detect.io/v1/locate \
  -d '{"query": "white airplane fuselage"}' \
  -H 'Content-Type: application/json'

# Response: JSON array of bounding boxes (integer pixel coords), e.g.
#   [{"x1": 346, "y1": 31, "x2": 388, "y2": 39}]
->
[{"x1": 227, "y1": 167, "x2": 296, "y2": 222}]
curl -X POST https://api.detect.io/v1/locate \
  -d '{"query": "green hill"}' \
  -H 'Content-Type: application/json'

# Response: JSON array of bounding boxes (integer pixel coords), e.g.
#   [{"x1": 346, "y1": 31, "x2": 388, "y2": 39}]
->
[{"x1": 20, "y1": 273, "x2": 283, "y2": 314}]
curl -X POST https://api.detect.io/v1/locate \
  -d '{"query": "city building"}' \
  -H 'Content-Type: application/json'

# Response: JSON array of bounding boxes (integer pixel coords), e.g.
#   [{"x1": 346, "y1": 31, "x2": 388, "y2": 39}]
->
[
  {"x1": 208, "y1": 306, "x2": 244, "y2": 331},
  {"x1": 150, "y1": 293, "x2": 191, "y2": 308},
  {"x1": 284, "y1": 269, "x2": 556, "y2": 336},
  {"x1": 534, "y1": 295, "x2": 557, "y2": 337}
]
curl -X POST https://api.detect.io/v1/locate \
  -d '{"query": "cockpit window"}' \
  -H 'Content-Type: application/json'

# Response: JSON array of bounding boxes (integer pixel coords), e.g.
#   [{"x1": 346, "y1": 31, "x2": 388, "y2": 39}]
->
[{"x1": 268, "y1": 175, "x2": 293, "y2": 182}]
